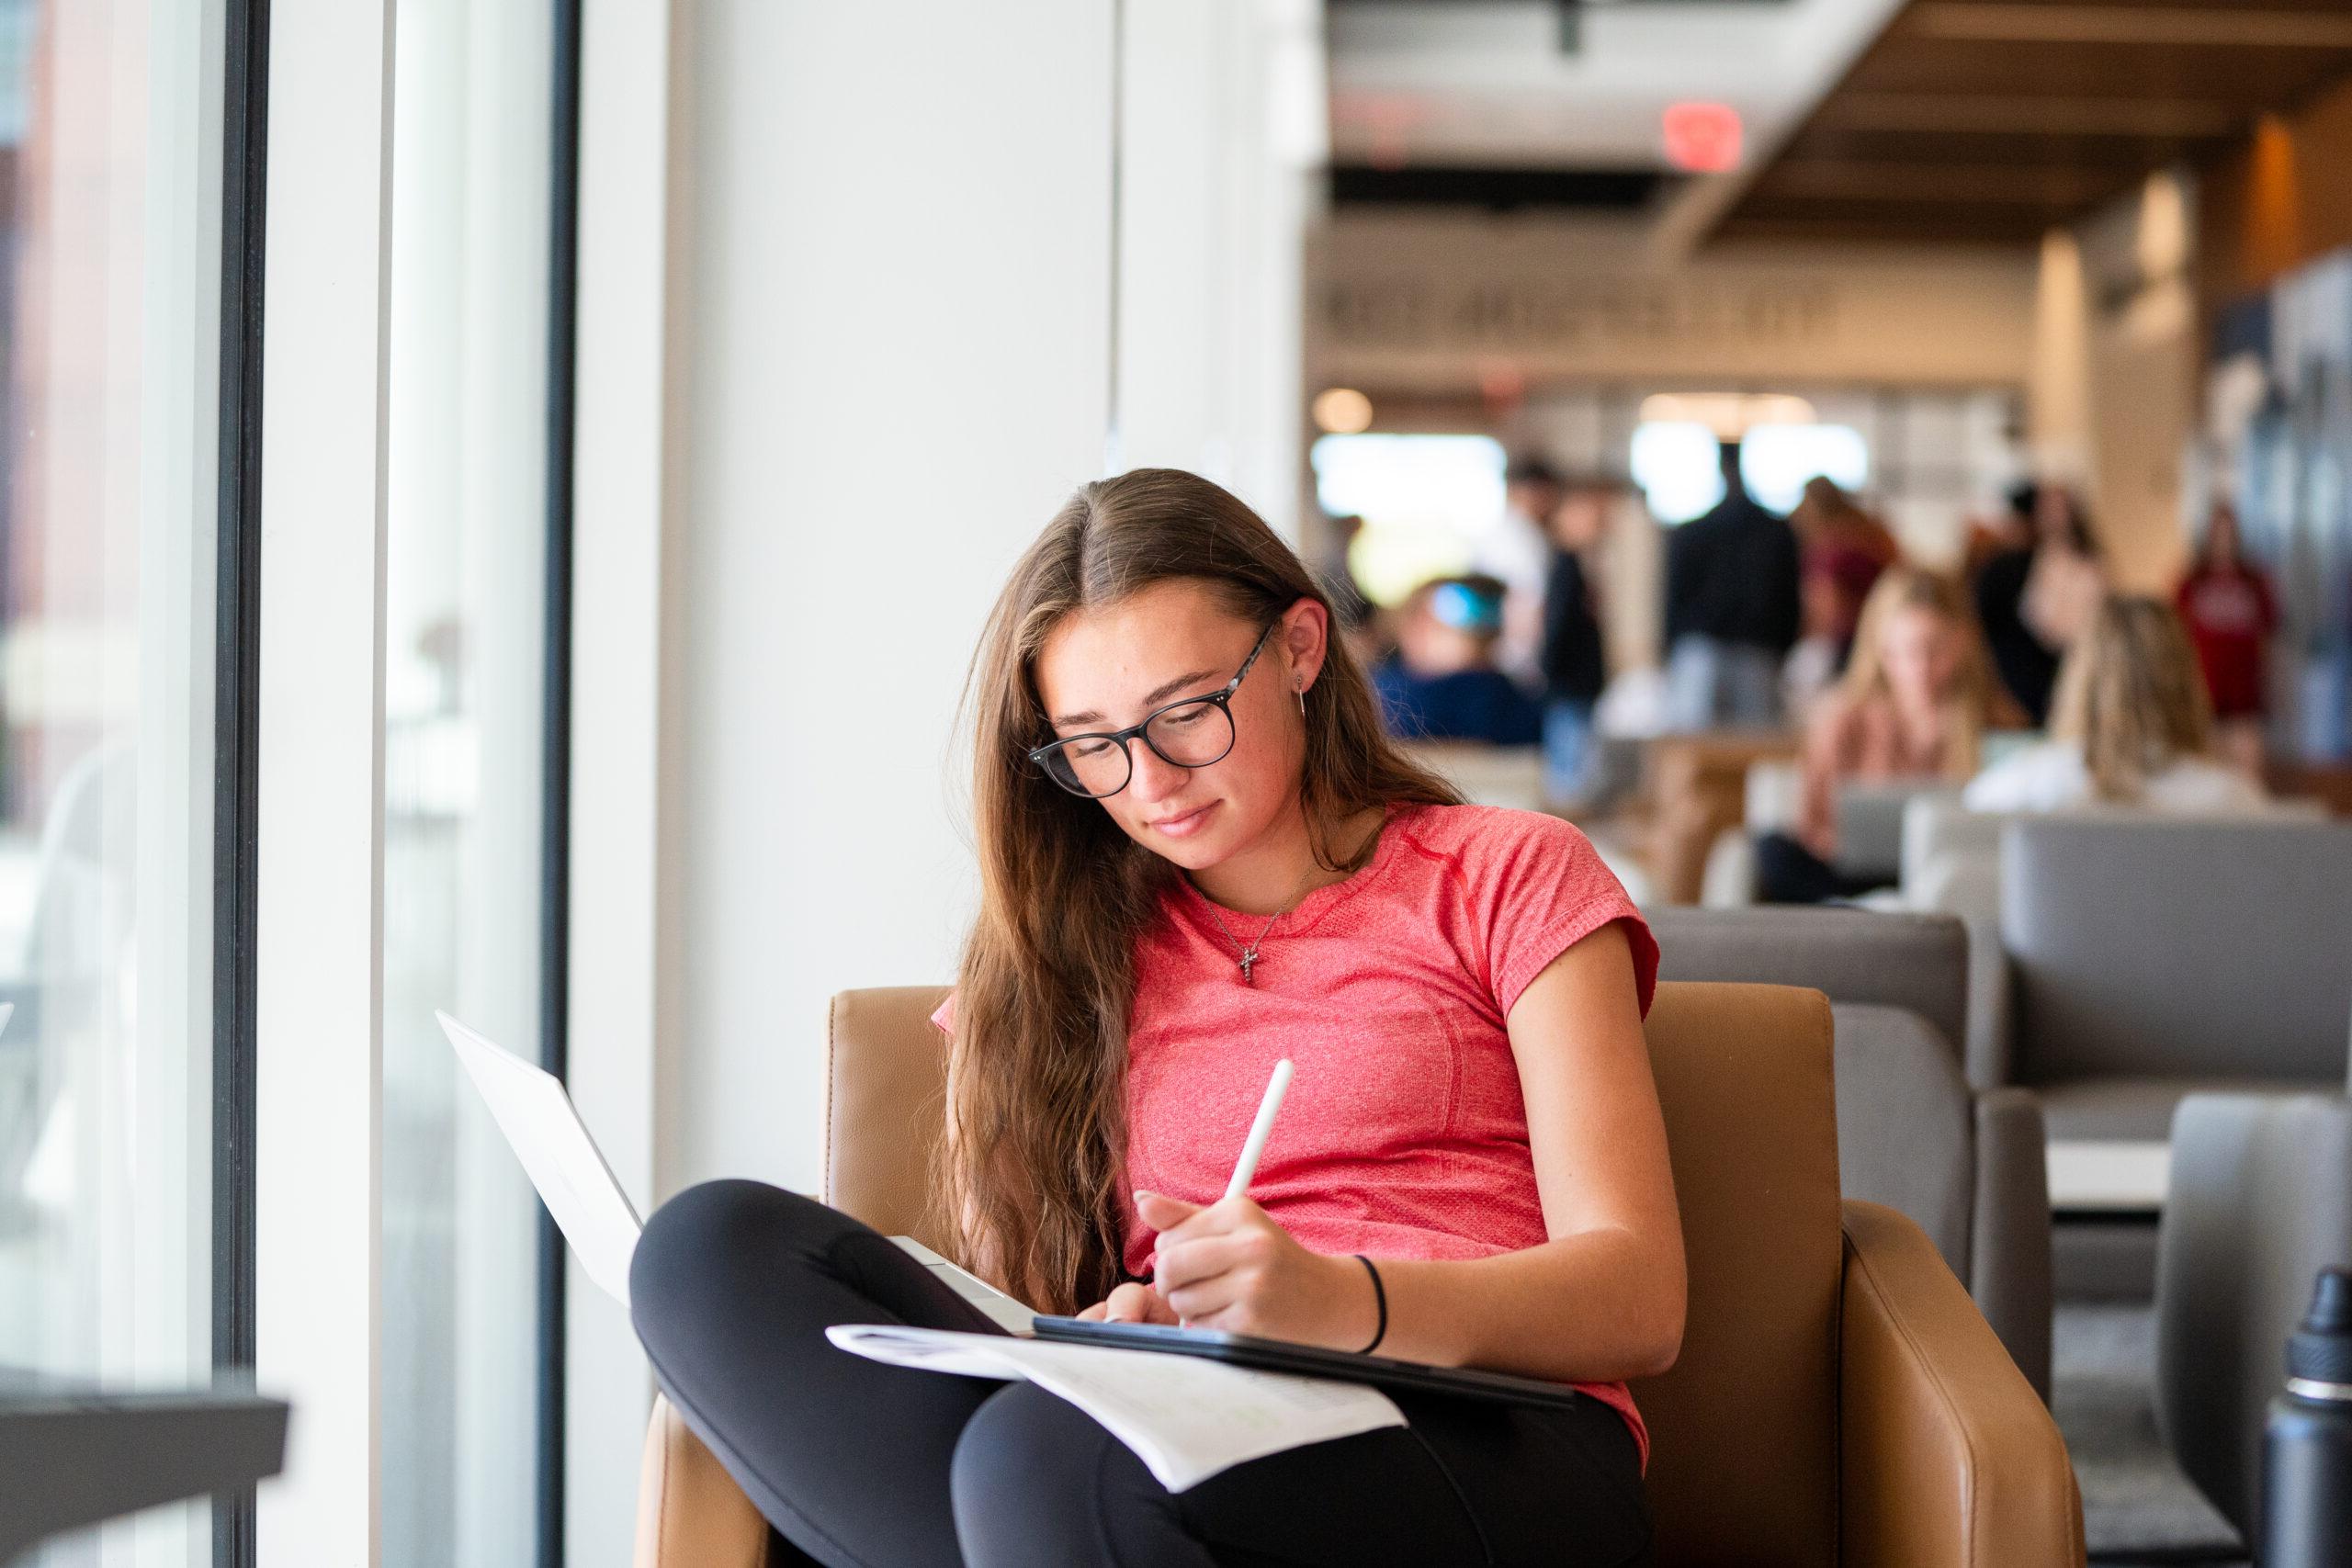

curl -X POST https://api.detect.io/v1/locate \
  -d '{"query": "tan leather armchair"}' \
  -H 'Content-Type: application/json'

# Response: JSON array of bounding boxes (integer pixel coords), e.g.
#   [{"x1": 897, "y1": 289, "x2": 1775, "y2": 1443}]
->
[{"x1": 636, "y1": 982, "x2": 2084, "y2": 1567}]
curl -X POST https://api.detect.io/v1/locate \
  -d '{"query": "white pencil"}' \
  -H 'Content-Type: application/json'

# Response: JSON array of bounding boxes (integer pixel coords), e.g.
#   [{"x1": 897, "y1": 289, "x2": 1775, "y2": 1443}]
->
[{"x1": 1223, "y1": 1057, "x2": 1294, "y2": 1201}]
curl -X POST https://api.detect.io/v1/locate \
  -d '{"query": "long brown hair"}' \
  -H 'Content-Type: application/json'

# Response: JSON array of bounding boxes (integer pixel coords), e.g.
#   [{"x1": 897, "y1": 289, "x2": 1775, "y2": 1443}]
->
[
  {"x1": 2050, "y1": 594, "x2": 2214, "y2": 801},
  {"x1": 1836, "y1": 567, "x2": 1995, "y2": 779},
  {"x1": 933, "y1": 468, "x2": 1459, "y2": 1312}
]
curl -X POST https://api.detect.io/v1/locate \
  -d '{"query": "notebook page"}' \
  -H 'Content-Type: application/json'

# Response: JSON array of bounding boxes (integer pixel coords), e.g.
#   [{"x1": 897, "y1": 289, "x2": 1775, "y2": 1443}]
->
[{"x1": 826, "y1": 1325, "x2": 1404, "y2": 1491}]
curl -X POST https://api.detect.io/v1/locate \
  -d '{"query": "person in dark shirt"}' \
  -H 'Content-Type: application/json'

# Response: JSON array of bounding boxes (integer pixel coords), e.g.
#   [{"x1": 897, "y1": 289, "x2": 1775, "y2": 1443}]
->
[
  {"x1": 1374, "y1": 576, "x2": 1544, "y2": 746},
  {"x1": 1540, "y1": 479, "x2": 1614, "y2": 803},
  {"x1": 1663, "y1": 440, "x2": 1801, "y2": 728},
  {"x1": 1973, "y1": 482, "x2": 2103, "y2": 727}
]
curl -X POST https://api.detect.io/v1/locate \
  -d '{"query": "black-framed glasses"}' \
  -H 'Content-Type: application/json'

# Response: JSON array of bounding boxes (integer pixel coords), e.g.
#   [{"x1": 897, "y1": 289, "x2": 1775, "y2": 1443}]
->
[{"x1": 1030, "y1": 620, "x2": 1280, "y2": 798}]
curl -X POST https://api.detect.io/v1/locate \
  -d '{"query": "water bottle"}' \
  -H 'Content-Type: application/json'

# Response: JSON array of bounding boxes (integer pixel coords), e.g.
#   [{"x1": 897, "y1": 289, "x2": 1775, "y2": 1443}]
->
[{"x1": 2263, "y1": 1268, "x2": 2352, "y2": 1568}]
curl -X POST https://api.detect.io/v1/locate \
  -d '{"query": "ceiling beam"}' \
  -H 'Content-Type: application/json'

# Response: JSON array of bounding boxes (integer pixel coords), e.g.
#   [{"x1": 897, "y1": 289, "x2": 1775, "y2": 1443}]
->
[
  {"x1": 1906, "y1": 4, "x2": 2352, "y2": 50},
  {"x1": 1756, "y1": 162, "x2": 2130, "y2": 205},
  {"x1": 1819, "y1": 93, "x2": 2245, "y2": 138}
]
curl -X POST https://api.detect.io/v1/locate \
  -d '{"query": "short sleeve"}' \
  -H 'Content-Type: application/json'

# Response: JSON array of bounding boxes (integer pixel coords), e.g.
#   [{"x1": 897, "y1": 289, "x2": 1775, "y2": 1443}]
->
[
  {"x1": 931, "y1": 991, "x2": 956, "y2": 1035},
  {"x1": 1466, "y1": 810, "x2": 1657, "y2": 1019}
]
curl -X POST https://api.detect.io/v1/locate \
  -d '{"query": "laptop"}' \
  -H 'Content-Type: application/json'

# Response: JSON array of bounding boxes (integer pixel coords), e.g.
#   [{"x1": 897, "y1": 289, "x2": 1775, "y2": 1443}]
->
[{"x1": 435, "y1": 1010, "x2": 1035, "y2": 1332}]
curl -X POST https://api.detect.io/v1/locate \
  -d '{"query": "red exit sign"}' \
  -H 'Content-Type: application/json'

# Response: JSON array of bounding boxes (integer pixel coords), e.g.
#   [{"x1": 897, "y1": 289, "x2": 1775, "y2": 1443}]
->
[{"x1": 1663, "y1": 102, "x2": 1742, "y2": 174}]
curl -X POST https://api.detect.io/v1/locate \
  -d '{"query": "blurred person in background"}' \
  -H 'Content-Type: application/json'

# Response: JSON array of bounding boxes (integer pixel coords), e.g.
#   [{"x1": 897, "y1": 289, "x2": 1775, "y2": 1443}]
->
[
  {"x1": 1374, "y1": 574, "x2": 1544, "y2": 746},
  {"x1": 1539, "y1": 476, "x2": 1615, "y2": 805},
  {"x1": 1973, "y1": 482, "x2": 2104, "y2": 726},
  {"x1": 1316, "y1": 511, "x2": 1384, "y2": 671},
  {"x1": 1965, "y1": 594, "x2": 2268, "y2": 814},
  {"x1": 1757, "y1": 570, "x2": 1994, "y2": 903},
  {"x1": 1663, "y1": 439, "x2": 1801, "y2": 729},
  {"x1": 2174, "y1": 502, "x2": 2277, "y2": 777},
  {"x1": 1781, "y1": 476, "x2": 1900, "y2": 717},
  {"x1": 1479, "y1": 457, "x2": 1566, "y2": 682}
]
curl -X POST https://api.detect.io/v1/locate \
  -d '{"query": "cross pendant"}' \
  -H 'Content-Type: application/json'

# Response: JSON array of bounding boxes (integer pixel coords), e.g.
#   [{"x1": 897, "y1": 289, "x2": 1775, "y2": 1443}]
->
[{"x1": 1238, "y1": 949, "x2": 1259, "y2": 986}]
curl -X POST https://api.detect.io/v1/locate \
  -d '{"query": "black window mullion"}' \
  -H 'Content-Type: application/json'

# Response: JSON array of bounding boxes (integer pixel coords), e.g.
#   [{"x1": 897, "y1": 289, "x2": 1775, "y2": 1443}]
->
[
  {"x1": 210, "y1": 1, "x2": 269, "y2": 1566},
  {"x1": 537, "y1": 3, "x2": 584, "y2": 1565}
]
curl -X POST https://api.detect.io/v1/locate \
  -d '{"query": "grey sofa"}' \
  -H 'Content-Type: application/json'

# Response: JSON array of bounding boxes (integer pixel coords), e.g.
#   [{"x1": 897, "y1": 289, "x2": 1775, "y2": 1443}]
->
[
  {"x1": 1996, "y1": 817, "x2": 2352, "y2": 1141},
  {"x1": 1647, "y1": 905, "x2": 2052, "y2": 1395},
  {"x1": 2154, "y1": 1082, "x2": 2352, "y2": 1543}
]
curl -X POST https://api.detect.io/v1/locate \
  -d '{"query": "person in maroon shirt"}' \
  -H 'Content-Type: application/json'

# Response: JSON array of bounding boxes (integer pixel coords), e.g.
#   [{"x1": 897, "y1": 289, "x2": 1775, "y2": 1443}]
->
[{"x1": 2175, "y1": 503, "x2": 2278, "y2": 775}]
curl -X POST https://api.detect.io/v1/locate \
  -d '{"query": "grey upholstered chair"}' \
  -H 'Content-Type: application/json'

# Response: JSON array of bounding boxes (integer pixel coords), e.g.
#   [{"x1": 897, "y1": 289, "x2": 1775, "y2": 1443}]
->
[
  {"x1": 1647, "y1": 905, "x2": 2052, "y2": 1395},
  {"x1": 2154, "y1": 1081, "x2": 2352, "y2": 1544},
  {"x1": 1902, "y1": 799, "x2": 2334, "y2": 1098},
  {"x1": 1996, "y1": 817, "x2": 2352, "y2": 1142}
]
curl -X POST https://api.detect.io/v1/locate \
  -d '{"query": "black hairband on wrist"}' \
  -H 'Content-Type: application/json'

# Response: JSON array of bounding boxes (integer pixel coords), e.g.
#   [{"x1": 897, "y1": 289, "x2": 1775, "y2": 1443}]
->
[{"x1": 1351, "y1": 1254, "x2": 1387, "y2": 1355}]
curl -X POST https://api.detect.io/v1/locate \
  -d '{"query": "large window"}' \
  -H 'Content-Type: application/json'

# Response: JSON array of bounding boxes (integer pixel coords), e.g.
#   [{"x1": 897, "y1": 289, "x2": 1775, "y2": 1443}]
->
[
  {"x1": 380, "y1": 3, "x2": 562, "y2": 1563},
  {"x1": 0, "y1": 1, "x2": 228, "y2": 1564},
  {"x1": 1310, "y1": 433, "x2": 1509, "y2": 604}
]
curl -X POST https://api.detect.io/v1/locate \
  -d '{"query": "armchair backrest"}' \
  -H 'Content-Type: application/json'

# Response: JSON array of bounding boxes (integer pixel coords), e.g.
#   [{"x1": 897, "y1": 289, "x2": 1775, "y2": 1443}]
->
[
  {"x1": 1631, "y1": 982, "x2": 1842, "y2": 1567},
  {"x1": 822, "y1": 980, "x2": 1847, "y2": 1567},
  {"x1": 1647, "y1": 908, "x2": 1975, "y2": 1276},
  {"x1": 2001, "y1": 817, "x2": 2352, "y2": 1087},
  {"x1": 1648, "y1": 905, "x2": 1968, "y2": 1054}
]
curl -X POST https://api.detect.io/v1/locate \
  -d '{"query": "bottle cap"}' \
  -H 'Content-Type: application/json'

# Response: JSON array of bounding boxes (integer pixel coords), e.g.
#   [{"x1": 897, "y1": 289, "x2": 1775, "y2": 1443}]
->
[{"x1": 2286, "y1": 1268, "x2": 2352, "y2": 1388}]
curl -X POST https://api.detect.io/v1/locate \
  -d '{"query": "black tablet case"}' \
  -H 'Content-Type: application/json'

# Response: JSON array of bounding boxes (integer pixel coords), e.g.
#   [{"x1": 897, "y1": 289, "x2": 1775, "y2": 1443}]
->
[{"x1": 1029, "y1": 1316, "x2": 1584, "y2": 1411}]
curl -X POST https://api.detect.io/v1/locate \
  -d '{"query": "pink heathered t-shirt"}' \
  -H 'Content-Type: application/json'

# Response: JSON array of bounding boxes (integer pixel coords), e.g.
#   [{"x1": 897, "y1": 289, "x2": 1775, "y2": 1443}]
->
[{"x1": 934, "y1": 801, "x2": 1660, "y2": 1463}]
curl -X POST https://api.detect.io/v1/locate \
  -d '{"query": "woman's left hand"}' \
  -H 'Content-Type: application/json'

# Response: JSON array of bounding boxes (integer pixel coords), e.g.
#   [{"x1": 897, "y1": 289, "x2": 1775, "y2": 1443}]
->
[{"x1": 1136, "y1": 1190, "x2": 1375, "y2": 1350}]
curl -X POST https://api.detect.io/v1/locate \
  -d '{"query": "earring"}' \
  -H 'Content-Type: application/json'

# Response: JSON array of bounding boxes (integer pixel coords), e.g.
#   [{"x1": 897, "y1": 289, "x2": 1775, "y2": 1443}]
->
[{"x1": 1295, "y1": 680, "x2": 1306, "y2": 719}]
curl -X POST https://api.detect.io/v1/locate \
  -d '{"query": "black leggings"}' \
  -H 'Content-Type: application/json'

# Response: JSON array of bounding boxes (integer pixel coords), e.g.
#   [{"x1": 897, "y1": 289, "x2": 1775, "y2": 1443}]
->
[{"x1": 629, "y1": 1180, "x2": 1650, "y2": 1568}]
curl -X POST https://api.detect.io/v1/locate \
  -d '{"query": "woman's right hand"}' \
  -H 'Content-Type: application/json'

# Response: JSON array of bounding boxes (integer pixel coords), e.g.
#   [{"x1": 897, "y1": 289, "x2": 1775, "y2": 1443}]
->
[{"x1": 1077, "y1": 1280, "x2": 1182, "y2": 1325}]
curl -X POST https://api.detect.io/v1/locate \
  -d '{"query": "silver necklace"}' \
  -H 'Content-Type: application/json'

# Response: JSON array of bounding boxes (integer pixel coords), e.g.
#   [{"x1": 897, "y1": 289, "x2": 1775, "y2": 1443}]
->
[{"x1": 1196, "y1": 862, "x2": 1319, "y2": 987}]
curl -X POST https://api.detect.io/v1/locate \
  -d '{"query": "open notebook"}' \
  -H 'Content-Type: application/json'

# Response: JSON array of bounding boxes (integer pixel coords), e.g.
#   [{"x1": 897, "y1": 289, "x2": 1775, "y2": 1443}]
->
[{"x1": 436, "y1": 1010, "x2": 1403, "y2": 1490}]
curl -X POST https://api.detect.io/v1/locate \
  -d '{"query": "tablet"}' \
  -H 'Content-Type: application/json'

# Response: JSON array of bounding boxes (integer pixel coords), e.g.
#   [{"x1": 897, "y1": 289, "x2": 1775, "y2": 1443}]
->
[{"x1": 1029, "y1": 1316, "x2": 1583, "y2": 1411}]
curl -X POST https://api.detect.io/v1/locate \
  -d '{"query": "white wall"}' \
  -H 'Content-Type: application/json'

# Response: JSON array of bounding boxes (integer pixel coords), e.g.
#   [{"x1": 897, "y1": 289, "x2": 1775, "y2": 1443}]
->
[
  {"x1": 668, "y1": 0, "x2": 1119, "y2": 1193},
  {"x1": 1115, "y1": 0, "x2": 1324, "y2": 531}
]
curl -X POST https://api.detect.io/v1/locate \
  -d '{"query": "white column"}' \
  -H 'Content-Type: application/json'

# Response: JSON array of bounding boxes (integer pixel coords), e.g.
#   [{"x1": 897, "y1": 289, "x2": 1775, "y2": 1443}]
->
[
  {"x1": 564, "y1": 0, "x2": 692, "y2": 1558},
  {"x1": 254, "y1": 3, "x2": 396, "y2": 1563},
  {"x1": 670, "y1": 0, "x2": 1114, "y2": 1199},
  {"x1": 1115, "y1": 0, "x2": 1324, "y2": 534},
  {"x1": 2029, "y1": 228, "x2": 2093, "y2": 489}
]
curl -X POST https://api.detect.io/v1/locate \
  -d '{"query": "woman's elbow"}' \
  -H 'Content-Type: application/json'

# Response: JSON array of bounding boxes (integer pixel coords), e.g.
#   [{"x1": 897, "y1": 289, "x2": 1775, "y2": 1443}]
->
[
  {"x1": 1628, "y1": 1314, "x2": 1685, "y2": 1379},
  {"x1": 1628, "y1": 1262, "x2": 1688, "y2": 1378}
]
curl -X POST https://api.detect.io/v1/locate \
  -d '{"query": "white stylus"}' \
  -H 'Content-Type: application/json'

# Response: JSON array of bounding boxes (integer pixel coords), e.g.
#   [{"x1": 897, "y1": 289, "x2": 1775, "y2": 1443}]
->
[{"x1": 1223, "y1": 1057, "x2": 1294, "y2": 1201}]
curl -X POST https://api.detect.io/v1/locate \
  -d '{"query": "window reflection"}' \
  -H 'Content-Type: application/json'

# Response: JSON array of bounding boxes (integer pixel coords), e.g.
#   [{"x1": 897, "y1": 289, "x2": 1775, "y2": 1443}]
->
[{"x1": 0, "y1": 1, "x2": 222, "y2": 1564}]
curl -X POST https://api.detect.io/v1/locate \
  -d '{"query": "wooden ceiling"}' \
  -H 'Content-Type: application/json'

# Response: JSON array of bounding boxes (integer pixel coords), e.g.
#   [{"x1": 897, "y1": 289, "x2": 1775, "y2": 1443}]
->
[{"x1": 1716, "y1": 0, "x2": 2352, "y2": 245}]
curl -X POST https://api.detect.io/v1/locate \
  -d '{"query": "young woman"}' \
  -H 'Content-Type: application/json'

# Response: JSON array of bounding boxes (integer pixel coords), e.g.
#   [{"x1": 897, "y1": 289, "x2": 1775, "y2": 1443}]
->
[
  {"x1": 1756, "y1": 569, "x2": 1995, "y2": 904},
  {"x1": 629, "y1": 468, "x2": 1684, "y2": 1567},
  {"x1": 1965, "y1": 594, "x2": 2268, "y2": 815}
]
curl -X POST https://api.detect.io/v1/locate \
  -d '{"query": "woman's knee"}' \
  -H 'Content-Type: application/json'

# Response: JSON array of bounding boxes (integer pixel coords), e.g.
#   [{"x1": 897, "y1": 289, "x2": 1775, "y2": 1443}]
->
[
  {"x1": 629, "y1": 1180, "x2": 836, "y2": 1338},
  {"x1": 950, "y1": 1384, "x2": 1116, "y2": 1546}
]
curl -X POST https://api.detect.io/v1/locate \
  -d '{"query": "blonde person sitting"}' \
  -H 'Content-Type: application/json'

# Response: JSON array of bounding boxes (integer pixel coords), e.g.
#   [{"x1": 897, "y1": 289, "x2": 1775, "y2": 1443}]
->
[
  {"x1": 1964, "y1": 594, "x2": 2268, "y2": 815},
  {"x1": 1756, "y1": 569, "x2": 1996, "y2": 903}
]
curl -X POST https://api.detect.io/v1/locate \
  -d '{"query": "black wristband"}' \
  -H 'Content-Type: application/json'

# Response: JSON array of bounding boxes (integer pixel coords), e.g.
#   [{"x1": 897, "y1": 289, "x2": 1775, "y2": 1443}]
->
[{"x1": 1351, "y1": 1254, "x2": 1387, "y2": 1355}]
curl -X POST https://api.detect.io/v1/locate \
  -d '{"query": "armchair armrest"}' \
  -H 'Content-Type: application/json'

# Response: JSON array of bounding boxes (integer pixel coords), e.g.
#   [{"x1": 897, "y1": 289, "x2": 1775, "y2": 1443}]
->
[
  {"x1": 2155, "y1": 1090, "x2": 2352, "y2": 1537},
  {"x1": 1970, "y1": 1088, "x2": 2053, "y2": 1400},
  {"x1": 634, "y1": 1395, "x2": 772, "y2": 1568},
  {"x1": 1838, "y1": 1201, "x2": 2083, "y2": 1568}
]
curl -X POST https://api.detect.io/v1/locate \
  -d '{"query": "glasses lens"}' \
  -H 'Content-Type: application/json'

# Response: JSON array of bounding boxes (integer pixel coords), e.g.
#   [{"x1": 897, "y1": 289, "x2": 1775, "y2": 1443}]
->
[
  {"x1": 1039, "y1": 736, "x2": 1131, "y2": 797},
  {"x1": 1143, "y1": 699, "x2": 1235, "y2": 769}
]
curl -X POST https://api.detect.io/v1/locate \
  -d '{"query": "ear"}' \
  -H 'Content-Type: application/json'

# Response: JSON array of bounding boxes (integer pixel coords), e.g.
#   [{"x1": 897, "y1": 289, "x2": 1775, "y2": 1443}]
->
[{"x1": 1278, "y1": 597, "x2": 1331, "y2": 695}]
